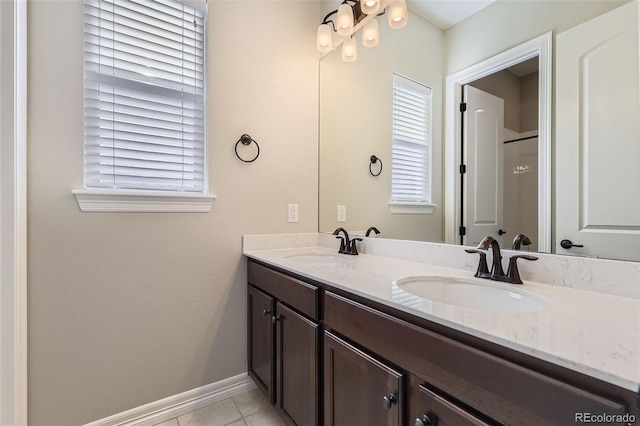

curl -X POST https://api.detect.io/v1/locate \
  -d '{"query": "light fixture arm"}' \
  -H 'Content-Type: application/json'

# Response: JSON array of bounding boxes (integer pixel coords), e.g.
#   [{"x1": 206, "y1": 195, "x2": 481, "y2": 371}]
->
[{"x1": 321, "y1": 12, "x2": 338, "y2": 31}]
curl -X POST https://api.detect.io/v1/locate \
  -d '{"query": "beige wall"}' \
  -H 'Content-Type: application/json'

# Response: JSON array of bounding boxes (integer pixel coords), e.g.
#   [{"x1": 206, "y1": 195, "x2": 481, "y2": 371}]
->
[
  {"x1": 319, "y1": 11, "x2": 445, "y2": 242},
  {"x1": 520, "y1": 71, "x2": 538, "y2": 132},
  {"x1": 469, "y1": 70, "x2": 521, "y2": 132},
  {"x1": 444, "y1": 0, "x2": 630, "y2": 75},
  {"x1": 27, "y1": 1, "x2": 319, "y2": 424}
]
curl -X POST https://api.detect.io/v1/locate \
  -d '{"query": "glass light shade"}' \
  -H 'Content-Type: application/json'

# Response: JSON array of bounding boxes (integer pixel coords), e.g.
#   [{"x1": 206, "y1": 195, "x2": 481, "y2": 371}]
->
[
  {"x1": 362, "y1": 19, "x2": 379, "y2": 47},
  {"x1": 388, "y1": 0, "x2": 408, "y2": 29},
  {"x1": 336, "y1": 3, "x2": 354, "y2": 36},
  {"x1": 361, "y1": 0, "x2": 380, "y2": 15},
  {"x1": 316, "y1": 24, "x2": 333, "y2": 53},
  {"x1": 342, "y1": 37, "x2": 357, "y2": 62}
]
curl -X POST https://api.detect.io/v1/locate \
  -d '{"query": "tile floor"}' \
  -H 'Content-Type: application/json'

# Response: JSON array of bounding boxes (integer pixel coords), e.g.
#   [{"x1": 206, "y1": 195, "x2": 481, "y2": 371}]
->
[{"x1": 154, "y1": 388, "x2": 286, "y2": 426}]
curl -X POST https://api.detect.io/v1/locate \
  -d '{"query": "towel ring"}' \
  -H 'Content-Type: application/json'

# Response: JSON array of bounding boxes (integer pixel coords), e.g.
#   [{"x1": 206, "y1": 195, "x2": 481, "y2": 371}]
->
[
  {"x1": 235, "y1": 134, "x2": 260, "y2": 163},
  {"x1": 369, "y1": 155, "x2": 382, "y2": 177}
]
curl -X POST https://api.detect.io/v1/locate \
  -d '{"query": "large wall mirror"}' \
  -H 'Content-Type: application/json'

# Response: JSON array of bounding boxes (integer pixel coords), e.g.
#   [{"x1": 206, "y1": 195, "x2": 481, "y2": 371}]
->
[{"x1": 319, "y1": 0, "x2": 639, "y2": 262}]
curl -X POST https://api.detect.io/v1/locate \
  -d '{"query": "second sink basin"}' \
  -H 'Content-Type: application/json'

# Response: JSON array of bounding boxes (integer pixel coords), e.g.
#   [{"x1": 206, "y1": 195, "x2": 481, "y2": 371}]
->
[{"x1": 394, "y1": 276, "x2": 548, "y2": 313}]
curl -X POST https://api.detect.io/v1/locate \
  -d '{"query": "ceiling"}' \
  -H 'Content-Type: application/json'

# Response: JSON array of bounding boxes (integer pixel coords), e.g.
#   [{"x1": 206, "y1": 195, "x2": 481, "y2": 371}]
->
[{"x1": 406, "y1": 0, "x2": 497, "y2": 30}]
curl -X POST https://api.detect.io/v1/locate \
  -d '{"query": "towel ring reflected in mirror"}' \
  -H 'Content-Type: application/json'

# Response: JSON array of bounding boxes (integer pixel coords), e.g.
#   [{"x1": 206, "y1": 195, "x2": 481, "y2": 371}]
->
[{"x1": 235, "y1": 134, "x2": 260, "y2": 163}]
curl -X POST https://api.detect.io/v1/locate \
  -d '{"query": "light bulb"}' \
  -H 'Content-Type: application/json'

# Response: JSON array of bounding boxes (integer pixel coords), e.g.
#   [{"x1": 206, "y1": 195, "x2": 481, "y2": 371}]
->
[
  {"x1": 362, "y1": 20, "x2": 379, "y2": 48},
  {"x1": 316, "y1": 24, "x2": 333, "y2": 53},
  {"x1": 336, "y1": 3, "x2": 354, "y2": 36},
  {"x1": 361, "y1": 0, "x2": 380, "y2": 15},
  {"x1": 342, "y1": 37, "x2": 357, "y2": 62},
  {"x1": 388, "y1": 0, "x2": 408, "y2": 29}
]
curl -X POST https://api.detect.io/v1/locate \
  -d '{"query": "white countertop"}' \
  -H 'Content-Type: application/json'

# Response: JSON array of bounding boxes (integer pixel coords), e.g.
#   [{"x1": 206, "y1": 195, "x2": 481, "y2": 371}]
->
[{"x1": 244, "y1": 244, "x2": 640, "y2": 393}]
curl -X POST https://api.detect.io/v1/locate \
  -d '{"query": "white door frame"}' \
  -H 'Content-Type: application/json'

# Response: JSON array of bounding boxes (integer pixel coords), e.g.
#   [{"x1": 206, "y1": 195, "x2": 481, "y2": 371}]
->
[
  {"x1": 443, "y1": 32, "x2": 552, "y2": 252},
  {"x1": 1, "y1": 0, "x2": 28, "y2": 424}
]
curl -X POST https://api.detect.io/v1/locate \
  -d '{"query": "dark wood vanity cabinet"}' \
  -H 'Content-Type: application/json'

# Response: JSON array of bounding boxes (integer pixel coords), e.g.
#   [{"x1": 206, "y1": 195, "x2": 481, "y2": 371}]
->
[
  {"x1": 324, "y1": 331, "x2": 404, "y2": 426},
  {"x1": 275, "y1": 301, "x2": 318, "y2": 426},
  {"x1": 247, "y1": 285, "x2": 275, "y2": 402},
  {"x1": 247, "y1": 259, "x2": 638, "y2": 426},
  {"x1": 247, "y1": 261, "x2": 319, "y2": 426}
]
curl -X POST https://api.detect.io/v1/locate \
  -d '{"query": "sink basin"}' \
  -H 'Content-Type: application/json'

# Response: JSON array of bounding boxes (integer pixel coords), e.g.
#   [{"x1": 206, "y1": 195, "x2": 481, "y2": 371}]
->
[
  {"x1": 394, "y1": 276, "x2": 548, "y2": 313},
  {"x1": 285, "y1": 252, "x2": 344, "y2": 264}
]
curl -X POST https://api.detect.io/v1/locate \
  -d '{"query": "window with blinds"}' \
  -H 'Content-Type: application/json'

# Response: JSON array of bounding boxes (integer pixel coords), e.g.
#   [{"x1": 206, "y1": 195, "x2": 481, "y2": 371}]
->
[
  {"x1": 83, "y1": 0, "x2": 206, "y2": 193},
  {"x1": 391, "y1": 73, "x2": 432, "y2": 212}
]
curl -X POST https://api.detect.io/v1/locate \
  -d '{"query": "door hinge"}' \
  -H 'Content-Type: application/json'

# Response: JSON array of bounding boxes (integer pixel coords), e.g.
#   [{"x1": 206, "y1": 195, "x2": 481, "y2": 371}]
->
[
  {"x1": 459, "y1": 164, "x2": 466, "y2": 174},
  {"x1": 459, "y1": 226, "x2": 466, "y2": 236},
  {"x1": 460, "y1": 102, "x2": 467, "y2": 112}
]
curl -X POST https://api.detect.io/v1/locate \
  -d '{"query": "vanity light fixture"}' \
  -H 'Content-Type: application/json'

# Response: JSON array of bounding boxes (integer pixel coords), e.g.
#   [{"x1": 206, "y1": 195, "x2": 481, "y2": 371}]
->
[
  {"x1": 316, "y1": 0, "x2": 407, "y2": 62},
  {"x1": 316, "y1": 24, "x2": 333, "y2": 53},
  {"x1": 362, "y1": 19, "x2": 379, "y2": 47},
  {"x1": 342, "y1": 36, "x2": 358, "y2": 62},
  {"x1": 387, "y1": 0, "x2": 408, "y2": 29},
  {"x1": 361, "y1": 0, "x2": 381, "y2": 15},
  {"x1": 336, "y1": 3, "x2": 355, "y2": 36}
]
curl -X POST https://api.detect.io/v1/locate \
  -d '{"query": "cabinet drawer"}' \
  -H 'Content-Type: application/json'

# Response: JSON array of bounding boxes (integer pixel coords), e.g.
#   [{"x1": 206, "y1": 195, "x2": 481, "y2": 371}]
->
[
  {"x1": 416, "y1": 384, "x2": 492, "y2": 426},
  {"x1": 248, "y1": 260, "x2": 319, "y2": 320},
  {"x1": 324, "y1": 291, "x2": 627, "y2": 426}
]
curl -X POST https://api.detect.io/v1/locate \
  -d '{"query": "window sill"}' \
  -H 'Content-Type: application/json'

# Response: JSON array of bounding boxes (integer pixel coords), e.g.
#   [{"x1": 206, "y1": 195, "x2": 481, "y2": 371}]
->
[
  {"x1": 389, "y1": 202, "x2": 436, "y2": 215},
  {"x1": 72, "y1": 189, "x2": 216, "y2": 213}
]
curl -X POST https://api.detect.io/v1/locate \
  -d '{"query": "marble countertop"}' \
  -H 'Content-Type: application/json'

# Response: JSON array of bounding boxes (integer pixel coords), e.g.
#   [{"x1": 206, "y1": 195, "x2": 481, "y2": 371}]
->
[{"x1": 244, "y1": 244, "x2": 640, "y2": 393}]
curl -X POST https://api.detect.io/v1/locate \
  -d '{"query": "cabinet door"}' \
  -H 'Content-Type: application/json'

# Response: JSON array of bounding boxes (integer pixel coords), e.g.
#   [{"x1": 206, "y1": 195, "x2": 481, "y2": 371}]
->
[
  {"x1": 324, "y1": 331, "x2": 404, "y2": 426},
  {"x1": 275, "y1": 302, "x2": 319, "y2": 426},
  {"x1": 415, "y1": 385, "x2": 492, "y2": 426},
  {"x1": 247, "y1": 285, "x2": 275, "y2": 403}
]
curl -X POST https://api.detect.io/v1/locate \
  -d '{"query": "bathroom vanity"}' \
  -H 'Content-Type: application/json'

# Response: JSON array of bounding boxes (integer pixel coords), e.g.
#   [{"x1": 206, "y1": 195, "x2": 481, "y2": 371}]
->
[{"x1": 244, "y1": 234, "x2": 639, "y2": 426}]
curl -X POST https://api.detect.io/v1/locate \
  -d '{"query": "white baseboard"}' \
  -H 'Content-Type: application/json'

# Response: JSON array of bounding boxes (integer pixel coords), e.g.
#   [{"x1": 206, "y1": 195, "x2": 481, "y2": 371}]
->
[{"x1": 84, "y1": 373, "x2": 257, "y2": 426}]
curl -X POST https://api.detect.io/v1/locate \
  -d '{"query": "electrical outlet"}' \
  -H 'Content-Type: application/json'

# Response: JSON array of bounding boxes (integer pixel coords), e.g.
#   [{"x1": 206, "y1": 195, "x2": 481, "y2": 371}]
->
[
  {"x1": 288, "y1": 204, "x2": 299, "y2": 223},
  {"x1": 337, "y1": 205, "x2": 347, "y2": 222}
]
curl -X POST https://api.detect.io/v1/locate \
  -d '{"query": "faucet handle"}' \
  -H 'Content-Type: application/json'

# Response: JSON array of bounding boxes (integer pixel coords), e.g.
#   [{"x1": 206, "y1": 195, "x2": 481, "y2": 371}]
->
[
  {"x1": 349, "y1": 238, "x2": 363, "y2": 255},
  {"x1": 504, "y1": 254, "x2": 538, "y2": 284},
  {"x1": 465, "y1": 249, "x2": 490, "y2": 278},
  {"x1": 335, "y1": 236, "x2": 347, "y2": 254}
]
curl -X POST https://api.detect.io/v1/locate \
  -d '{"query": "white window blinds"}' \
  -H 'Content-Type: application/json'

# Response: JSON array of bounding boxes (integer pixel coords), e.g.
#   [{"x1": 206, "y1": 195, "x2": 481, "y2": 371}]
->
[
  {"x1": 391, "y1": 73, "x2": 432, "y2": 205},
  {"x1": 83, "y1": 0, "x2": 206, "y2": 192}
]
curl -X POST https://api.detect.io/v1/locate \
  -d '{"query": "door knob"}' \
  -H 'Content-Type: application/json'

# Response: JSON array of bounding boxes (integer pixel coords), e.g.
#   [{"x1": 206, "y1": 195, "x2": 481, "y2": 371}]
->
[
  {"x1": 498, "y1": 229, "x2": 506, "y2": 236},
  {"x1": 560, "y1": 239, "x2": 584, "y2": 249},
  {"x1": 382, "y1": 393, "x2": 397, "y2": 410},
  {"x1": 415, "y1": 414, "x2": 433, "y2": 426}
]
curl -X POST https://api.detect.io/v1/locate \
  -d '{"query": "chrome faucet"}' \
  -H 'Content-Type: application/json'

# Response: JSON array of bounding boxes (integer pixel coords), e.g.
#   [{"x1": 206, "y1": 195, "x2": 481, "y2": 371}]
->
[{"x1": 512, "y1": 233, "x2": 532, "y2": 250}]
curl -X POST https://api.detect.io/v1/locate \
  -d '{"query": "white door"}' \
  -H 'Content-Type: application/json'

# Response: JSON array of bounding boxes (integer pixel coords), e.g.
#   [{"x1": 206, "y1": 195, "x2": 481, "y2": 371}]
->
[
  {"x1": 556, "y1": 0, "x2": 640, "y2": 261},
  {"x1": 463, "y1": 85, "x2": 505, "y2": 246}
]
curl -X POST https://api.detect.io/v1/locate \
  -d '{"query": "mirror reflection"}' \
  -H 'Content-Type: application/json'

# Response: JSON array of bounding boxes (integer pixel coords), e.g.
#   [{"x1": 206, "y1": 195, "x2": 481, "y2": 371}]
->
[{"x1": 318, "y1": 0, "x2": 640, "y2": 262}]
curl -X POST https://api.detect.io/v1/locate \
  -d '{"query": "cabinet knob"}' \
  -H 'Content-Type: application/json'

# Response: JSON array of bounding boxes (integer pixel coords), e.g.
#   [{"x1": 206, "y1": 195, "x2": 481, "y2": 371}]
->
[
  {"x1": 382, "y1": 393, "x2": 397, "y2": 410},
  {"x1": 262, "y1": 309, "x2": 271, "y2": 316},
  {"x1": 414, "y1": 414, "x2": 433, "y2": 426},
  {"x1": 271, "y1": 315, "x2": 281, "y2": 324}
]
